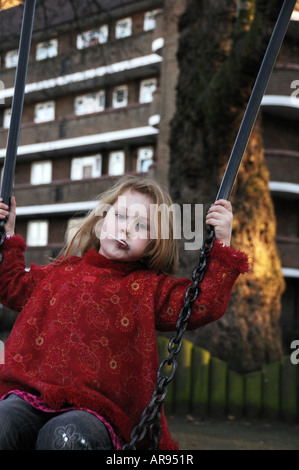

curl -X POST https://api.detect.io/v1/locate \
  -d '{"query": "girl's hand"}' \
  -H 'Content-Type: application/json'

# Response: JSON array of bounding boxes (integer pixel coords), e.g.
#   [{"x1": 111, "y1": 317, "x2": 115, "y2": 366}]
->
[
  {"x1": 205, "y1": 199, "x2": 233, "y2": 246},
  {"x1": 0, "y1": 196, "x2": 16, "y2": 236}
]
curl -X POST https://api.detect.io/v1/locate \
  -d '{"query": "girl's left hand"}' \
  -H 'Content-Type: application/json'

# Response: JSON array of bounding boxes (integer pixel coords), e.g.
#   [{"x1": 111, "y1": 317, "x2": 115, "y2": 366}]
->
[{"x1": 205, "y1": 199, "x2": 233, "y2": 246}]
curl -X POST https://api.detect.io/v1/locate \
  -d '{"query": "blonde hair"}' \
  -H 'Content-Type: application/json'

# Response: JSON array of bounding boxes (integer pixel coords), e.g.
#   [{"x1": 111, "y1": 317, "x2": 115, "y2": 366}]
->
[{"x1": 60, "y1": 175, "x2": 179, "y2": 276}]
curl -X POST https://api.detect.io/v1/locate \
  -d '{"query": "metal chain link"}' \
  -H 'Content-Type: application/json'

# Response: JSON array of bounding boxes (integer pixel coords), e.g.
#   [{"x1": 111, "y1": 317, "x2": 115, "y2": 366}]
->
[{"x1": 122, "y1": 226, "x2": 215, "y2": 450}]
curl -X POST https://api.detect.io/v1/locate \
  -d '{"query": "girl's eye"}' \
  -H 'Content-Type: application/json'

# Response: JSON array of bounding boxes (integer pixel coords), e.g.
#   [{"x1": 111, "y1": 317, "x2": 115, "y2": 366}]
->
[
  {"x1": 136, "y1": 222, "x2": 148, "y2": 231},
  {"x1": 116, "y1": 213, "x2": 126, "y2": 220}
]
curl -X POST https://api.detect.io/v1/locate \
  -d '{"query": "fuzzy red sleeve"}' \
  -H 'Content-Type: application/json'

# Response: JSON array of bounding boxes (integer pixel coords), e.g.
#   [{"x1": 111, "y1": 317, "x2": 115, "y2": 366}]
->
[
  {"x1": 0, "y1": 235, "x2": 53, "y2": 312},
  {"x1": 154, "y1": 240, "x2": 249, "y2": 331}
]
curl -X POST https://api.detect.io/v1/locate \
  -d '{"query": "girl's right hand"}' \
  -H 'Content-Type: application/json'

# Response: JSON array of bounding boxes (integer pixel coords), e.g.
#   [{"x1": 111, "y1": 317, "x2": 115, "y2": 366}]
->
[{"x1": 0, "y1": 196, "x2": 16, "y2": 236}]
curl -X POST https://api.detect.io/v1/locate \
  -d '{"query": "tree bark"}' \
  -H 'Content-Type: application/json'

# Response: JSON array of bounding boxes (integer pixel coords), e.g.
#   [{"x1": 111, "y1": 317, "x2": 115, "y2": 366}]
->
[{"x1": 169, "y1": 0, "x2": 285, "y2": 373}]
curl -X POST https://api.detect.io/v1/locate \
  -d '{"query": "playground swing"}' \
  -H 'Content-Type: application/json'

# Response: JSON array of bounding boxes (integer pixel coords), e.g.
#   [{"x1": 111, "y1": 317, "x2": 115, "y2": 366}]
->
[{"x1": 0, "y1": 0, "x2": 296, "y2": 451}]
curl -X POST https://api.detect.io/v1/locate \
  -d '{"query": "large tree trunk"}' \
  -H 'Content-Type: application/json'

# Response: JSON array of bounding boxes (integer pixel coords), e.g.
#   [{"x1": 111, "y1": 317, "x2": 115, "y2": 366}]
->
[{"x1": 169, "y1": 0, "x2": 285, "y2": 373}]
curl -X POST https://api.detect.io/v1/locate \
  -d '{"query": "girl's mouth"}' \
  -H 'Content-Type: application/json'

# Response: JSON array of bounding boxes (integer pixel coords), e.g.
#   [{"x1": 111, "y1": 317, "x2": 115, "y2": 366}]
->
[
  {"x1": 116, "y1": 240, "x2": 129, "y2": 250},
  {"x1": 110, "y1": 234, "x2": 129, "y2": 250}
]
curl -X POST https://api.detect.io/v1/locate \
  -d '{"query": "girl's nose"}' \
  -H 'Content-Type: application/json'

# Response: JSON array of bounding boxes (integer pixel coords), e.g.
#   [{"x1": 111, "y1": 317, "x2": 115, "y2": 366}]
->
[
  {"x1": 125, "y1": 218, "x2": 137, "y2": 237},
  {"x1": 120, "y1": 220, "x2": 130, "y2": 236},
  {"x1": 126, "y1": 221, "x2": 132, "y2": 237}
]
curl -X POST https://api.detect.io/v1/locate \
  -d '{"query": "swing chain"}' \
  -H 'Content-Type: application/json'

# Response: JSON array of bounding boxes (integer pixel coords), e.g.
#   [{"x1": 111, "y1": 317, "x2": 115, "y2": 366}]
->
[{"x1": 122, "y1": 226, "x2": 215, "y2": 450}]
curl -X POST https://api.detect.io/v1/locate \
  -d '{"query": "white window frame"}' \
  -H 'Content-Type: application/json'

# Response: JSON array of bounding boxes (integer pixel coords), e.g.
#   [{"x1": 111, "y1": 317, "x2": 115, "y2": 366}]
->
[
  {"x1": 3, "y1": 108, "x2": 12, "y2": 128},
  {"x1": 71, "y1": 155, "x2": 102, "y2": 180},
  {"x1": 139, "y1": 78, "x2": 157, "y2": 103},
  {"x1": 34, "y1": 101, "x2": 55, "y2": 123},
  {"x1": 74, "y1": 91, "x2": 105, "y2": 115},
  {"x1": 30, "y1": 161, "x2": 52, "y2": 185},
  {"x1": 27, "y1": 220, "x2": 49, "y2": 247},
  {"x1": 67, "y1": 217, "x2": 85, "y2": 243},
  {"x1": 143, "y1": 10, "x2": 160, "y2": 31},
  {"x1": 112, "y1": 85, "x2": 128, "y2": 108},
  {"x1": 115, "y1": 17, "x2": 132, "y2": 39},
  {"x1": 77, "y1": 25, "x2": 108, "y2": 49},
  {"x1": 36, "y1": 39, "x2": 58, "y2": 61},
  {"x1": 5, "y1": 49, "x2": 18, "y2": 68},
  {"x1": 108, "y1": 151, "x2": 125, "y2": 176},
  {"x1": 136, "y1": 147, "x2": 153, "y2": 172}
]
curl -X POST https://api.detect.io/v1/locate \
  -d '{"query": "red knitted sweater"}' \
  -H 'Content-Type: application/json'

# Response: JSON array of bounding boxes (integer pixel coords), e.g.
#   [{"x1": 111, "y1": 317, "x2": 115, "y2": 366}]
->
[{"x1": 0, "y1": 235, "x2": 248, "y2": 449}]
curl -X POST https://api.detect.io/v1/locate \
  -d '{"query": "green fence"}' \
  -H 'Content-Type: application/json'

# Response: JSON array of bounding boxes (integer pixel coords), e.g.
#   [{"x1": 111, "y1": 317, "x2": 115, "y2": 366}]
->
[{"x1": 157, "y1": 336, "x2": 299, "y2": 423}]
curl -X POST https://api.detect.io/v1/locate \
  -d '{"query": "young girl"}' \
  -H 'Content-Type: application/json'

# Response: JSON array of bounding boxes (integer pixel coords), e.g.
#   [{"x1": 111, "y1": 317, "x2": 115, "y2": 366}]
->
[{"x1": 0, "y1": 175, "x2": 248, "y2": 450}]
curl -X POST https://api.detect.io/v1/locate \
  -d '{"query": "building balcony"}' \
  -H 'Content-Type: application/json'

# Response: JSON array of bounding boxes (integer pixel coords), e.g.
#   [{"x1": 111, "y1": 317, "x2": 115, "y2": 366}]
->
[
  {"x1": 24, "y1": 245, "x2": 64, "y2": 267},
  {"x1": 269, "y1": 181, "x2": 299, "y2": 200},
  {"x1": 261, "y1": 94, "x2": 299, "y2": 120},
  {"x1": 266, "y1": 63, "x2": 299, "y2": 97},
  {"x1": 1, "y1": 31, "x2": 161, "y2": 105},
  {"x1": 265, "y1": 149, "x2": 299, "y2": 185},
  {"x1": 13, "y1": 174, "x2": 135, "y2": 209},
  {"x1": 276, "y1": 236, "x2": 299, "y2": 270},
  {"x1": 0, "y1": 103, "x2": 159, "y2": 158}
]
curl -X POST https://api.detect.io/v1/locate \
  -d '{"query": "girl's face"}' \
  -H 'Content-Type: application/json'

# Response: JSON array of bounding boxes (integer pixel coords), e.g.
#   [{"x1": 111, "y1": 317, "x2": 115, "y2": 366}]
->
[{"x1": 98, "y1": 189, "x2": 153, "y2": 262}]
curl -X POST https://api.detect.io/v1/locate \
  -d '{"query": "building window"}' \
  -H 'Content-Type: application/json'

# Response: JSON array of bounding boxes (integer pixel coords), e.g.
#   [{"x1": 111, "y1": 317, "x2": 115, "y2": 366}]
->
[
  {"x1": 3, "y1": 108, "x2": 11, "y2": 128},
  {"x1": 143, "y1": 10, "x2": 160, "y2": 31},
  {"x1": 67, "y1": 217, "x2": 85, "y2": 243},
  {"x1": 31, "y1": 161, "x2": 52, "y2": 185},
  {"x1": 74, "y1": 91, "x2": 105, "y2": 115},
  {"x1": 77, "y1": 25, "x2": 108, "y2": 49},
  {"x1": 0, "y1": 79, "x2": 3, "y2": 102},
  {"x1": 115, "y1": 18, "x2": 132, "y2": 39},
  {"x1": 5, "y1": 49, "x2": 18, "y2": 68},
  {"x1": 71, "y1": 155, "x2": 102, "y2": 180},
  {"x1": 139, "y1": 78, "x2": 157, "y2": 103},
  {"x1": 27, "y1": 220, "x2": 48, "y2": 246},
  {"x1": 34, "y1": 101, "x2": 55, "y2": 123},
  {"x1": 108, "y1": 151, "x2": 125, "y2": 175},
  {"x1": 112, "y1": 85, "x2": 128, "y2": 108},
  {"x1": 137, "y1": 147, "x2": 153, "y2": 172},
  {"x1": 36, "y1": 39, "x2": 58, "y2": 61}
]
